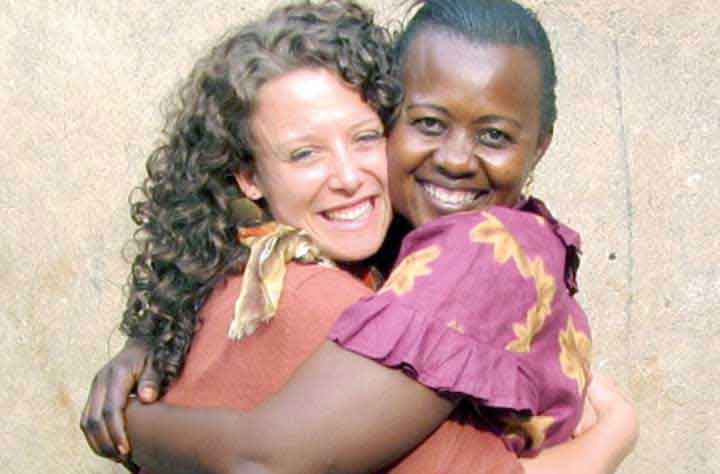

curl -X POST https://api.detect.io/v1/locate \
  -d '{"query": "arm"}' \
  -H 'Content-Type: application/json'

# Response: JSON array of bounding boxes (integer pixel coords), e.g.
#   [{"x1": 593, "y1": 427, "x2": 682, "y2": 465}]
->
[
  {"x1": 81, "y1": 337, "x2": 162, "y2": 463},
  {"x1": 122, "y1": 217, "x2": 539, "y2": 473},
  {"x1": 126, "y1": 341, "x2": 456, "y2": 474},
  {"x1": 520, "y1": 373, "x2": 638, "y2": 474}
]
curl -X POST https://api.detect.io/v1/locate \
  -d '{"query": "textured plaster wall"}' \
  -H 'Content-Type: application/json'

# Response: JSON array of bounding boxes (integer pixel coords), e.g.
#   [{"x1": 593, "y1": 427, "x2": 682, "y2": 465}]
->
[{"x1": 1, "y1": 1, "x2": 717, "y2": 473}]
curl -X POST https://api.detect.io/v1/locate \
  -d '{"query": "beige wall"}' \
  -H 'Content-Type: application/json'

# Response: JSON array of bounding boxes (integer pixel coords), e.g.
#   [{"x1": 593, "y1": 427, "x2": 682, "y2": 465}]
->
[{"x1": 2, "y1": 1, "x2": 717, "y2": 472}]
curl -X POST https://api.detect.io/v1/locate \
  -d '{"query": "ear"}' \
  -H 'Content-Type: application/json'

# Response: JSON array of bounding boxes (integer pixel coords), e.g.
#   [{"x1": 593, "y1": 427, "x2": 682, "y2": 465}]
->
[
  {"x1": 233, "y1": 169, "x2": 263, "y2": 200},
  {"x1": 531, "y1": 128, "x2": 554, "y2": 171}
]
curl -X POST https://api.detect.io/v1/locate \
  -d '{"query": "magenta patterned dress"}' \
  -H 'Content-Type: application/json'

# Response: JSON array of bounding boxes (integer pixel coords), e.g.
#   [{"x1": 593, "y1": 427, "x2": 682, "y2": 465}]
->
[{"x1": 328, "y1": 198, "x2": 591, "y2": 457}]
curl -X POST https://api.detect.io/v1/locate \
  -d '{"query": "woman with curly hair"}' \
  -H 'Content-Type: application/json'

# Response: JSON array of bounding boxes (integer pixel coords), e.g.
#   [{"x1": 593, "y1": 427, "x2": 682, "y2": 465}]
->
[
  {"x1": 82, "y1": 1, "x2": 636, "y2": 473},
  {"x1": 84, "y1": 2, "x2": 520, "y2": 472}
]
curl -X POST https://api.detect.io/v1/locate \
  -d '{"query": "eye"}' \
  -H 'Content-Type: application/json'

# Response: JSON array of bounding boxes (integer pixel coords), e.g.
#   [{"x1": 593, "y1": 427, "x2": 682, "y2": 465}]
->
[
  {"x1": 355, "y1": 129, "x2": 384, "y2": 144},
  {"x1": 289, "y1": 147, "x2": 315, "y2": 162},
  {"x1": 411, "y1": 117, "x2": 447, "y2": 136},
  {"x1": 477, "y1": 128, "x2": 512, "y2": 148}
]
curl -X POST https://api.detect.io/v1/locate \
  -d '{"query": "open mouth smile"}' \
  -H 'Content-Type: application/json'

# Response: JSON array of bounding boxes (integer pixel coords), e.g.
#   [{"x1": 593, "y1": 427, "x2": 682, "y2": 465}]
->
[
  {"x1": 420, "y1": 181, "x2": 489, "y2": 211},
  {"x1": 322, "y1": 197, "x2": 374, "y2": 223}
]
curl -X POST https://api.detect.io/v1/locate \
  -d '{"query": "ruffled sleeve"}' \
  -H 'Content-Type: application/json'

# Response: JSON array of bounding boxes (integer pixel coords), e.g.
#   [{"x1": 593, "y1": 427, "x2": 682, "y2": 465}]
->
[
  {"x1": 328, "y1": 209, "x2": 566, "y2": 415},
  {"x1": 520, "y1": 197, "x2": 582, "y2": 295}
]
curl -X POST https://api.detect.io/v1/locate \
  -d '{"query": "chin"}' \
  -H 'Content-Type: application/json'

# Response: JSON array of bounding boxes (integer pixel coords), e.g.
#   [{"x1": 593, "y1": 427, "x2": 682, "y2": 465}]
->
[
  {"x1": 320, "y1": 239, "x2": 381, "y2": 264},
  {"x1": 326, "y1": 250, "x2": 372, "y2": 263},
  {"x1": 406, "y1": 208, "x2": 436, "y2": 229}
]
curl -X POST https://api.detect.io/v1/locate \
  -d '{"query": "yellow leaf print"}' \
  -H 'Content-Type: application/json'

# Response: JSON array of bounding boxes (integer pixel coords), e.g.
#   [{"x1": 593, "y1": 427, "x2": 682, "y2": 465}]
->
[
  {"x1": 446, "y1": 320, "x2": 465, "y2": 334},
  {"x1": 503, "y1": 413, "x2": 556, "y2": 452},
  {"x1": 380, "y1": 245, "x2": 441, "y2": 296},
  {"x1": 559, "y1": 318, "x2": 592, "y2": 393},
  {"x1": 470, "y1": 212, "x2": 556, "y2": 353}
]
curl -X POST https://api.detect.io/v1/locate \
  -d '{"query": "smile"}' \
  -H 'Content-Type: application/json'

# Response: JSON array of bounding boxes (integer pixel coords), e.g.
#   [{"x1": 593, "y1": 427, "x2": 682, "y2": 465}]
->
[
  {"x1": 322, "y1": 198, "x2": 374, "y2": 222},
  {"x1": 421, "y1": 182, "x2": 485, "y2": 209}
]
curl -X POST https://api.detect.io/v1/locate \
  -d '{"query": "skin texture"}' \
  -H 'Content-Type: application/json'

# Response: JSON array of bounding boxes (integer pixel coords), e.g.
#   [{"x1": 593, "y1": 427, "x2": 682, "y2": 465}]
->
[
  {"x1": 126, "y1": 342, "x2": 456, "y2": 474},
  {"x1": 82, "y1": 34, "x2": 637, "y2": 474},
  {"x1": 235, "y1": 68, "x2": 392, "y2": 263},
  {"x1": 388, "y1": 32, "x2": 551, "y2": 227}
]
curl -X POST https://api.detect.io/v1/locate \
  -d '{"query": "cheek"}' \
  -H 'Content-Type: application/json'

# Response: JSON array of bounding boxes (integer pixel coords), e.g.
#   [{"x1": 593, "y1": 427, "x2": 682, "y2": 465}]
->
[
  {"x1": 362, "y1": 146, "x2": 390, "y2": 186},
  {"x1": 482, "y1": 150, "x2": 530, "y2": 186},
  {"x1": 257, "y1": 164, "x2": 327, "y2": 218},
  {"x1": 387, "y1": 156, "x2": 414, "y2": 217},
  {"x1": 388, "y1": 125, "x2": 426, "y2": 173}
]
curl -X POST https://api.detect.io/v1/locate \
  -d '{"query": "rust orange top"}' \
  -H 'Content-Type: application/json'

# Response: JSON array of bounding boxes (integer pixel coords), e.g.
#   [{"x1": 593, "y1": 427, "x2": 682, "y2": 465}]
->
[{"x1": 156, "y1": 262, "x2": 522, "y2": 473}]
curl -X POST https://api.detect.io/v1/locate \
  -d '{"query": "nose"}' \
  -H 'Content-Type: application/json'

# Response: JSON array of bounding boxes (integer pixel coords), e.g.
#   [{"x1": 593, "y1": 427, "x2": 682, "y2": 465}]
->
[
  {"x1": 327, "y1": 145, "x2": 362, "y2": 194},
  {"x1": 433, "y1": 131, "x2": 478, "y2": 178}
]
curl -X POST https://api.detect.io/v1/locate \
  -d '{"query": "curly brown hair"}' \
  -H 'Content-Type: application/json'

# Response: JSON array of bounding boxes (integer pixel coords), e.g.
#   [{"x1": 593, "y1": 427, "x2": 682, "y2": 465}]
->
[{"x1": 121, "y1": 0, "x2": 402, "y2": 385}]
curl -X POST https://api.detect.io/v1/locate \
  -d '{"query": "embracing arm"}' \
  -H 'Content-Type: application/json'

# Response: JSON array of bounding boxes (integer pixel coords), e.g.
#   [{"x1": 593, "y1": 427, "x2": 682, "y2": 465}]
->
[
  {"x1": 114, "y1": 348, "x2": 636, "y2": 474},
  {"x1": 521, "y1": 373, "x2": 638, "y2": 474},
  {"x1": 81, "y1": 337, "x2": 162, "y2": 463},
  {"x1": 126, "y1": 340, "x2": 455, "y2": 474}
]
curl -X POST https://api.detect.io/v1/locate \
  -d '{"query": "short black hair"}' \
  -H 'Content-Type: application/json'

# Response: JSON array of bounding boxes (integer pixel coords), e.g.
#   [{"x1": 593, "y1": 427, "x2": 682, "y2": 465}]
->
[{"x1": 395, "y1": 0, "x2": 557, "y2": 135}]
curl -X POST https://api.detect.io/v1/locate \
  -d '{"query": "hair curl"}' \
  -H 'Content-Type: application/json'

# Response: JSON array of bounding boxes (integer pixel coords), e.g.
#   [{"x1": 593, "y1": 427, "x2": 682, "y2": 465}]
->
[{"x1": 120, "y1": 0, "x2": 401, "y2": 385}]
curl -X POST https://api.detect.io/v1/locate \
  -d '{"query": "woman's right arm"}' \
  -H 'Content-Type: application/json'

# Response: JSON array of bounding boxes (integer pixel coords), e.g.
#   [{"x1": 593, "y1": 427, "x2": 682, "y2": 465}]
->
[
  {"x1": 84, "y1": 336, "x2": 636, "y2": 474},
  {"x1": 124, "y1": 340, "x2": 456, "y2": 474},
  {"x1": 121, "y1": 350, "x2": 637, "y2": 474},
  {"x1": 86, "y1": 345, "x2": 636, "y2": 474}
]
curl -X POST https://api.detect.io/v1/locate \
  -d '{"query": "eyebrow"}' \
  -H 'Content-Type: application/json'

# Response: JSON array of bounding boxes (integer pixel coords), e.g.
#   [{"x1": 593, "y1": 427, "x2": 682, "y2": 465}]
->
[
  {"x1": 474, "y1": 114, "x2": 522, "y2": 129},
  {"x1": 406, "y1": 103, "x2": 522, "y2": 129},
  {"x1": 275, "y1": 116, "x2": 383, "y2": 149},
  {"x1": 349, "y1": 116, "x2": 385, "y2": 130},
  {"x1": 406, "y1": 103, "x2": 449, "y2": 115}
]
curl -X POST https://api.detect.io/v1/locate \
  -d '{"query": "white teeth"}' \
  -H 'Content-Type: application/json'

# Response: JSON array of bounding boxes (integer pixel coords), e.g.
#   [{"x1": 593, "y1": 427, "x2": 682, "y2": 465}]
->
[
  {"x1": 325, "y1": 200, "x2": 372, "y2": 221},
  {"x1": 422, "y1": 183, "x2": 478, "y2": 206}
]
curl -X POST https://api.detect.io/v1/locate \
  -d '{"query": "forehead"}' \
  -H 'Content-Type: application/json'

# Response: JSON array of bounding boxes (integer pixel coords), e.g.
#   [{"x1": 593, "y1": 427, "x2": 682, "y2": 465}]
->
[
  {"x1": 255, "y1": 68, "x2": 364, "y2": 116},
  {"x1": 252, "y1": 68, "x2": 376, "y2": 138},
  {"x1": 401, "y1": 31, "x2": 542, "y2": 117}
]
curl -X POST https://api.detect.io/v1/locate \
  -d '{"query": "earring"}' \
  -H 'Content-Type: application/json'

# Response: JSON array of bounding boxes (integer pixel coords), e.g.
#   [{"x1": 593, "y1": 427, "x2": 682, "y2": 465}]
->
[{"x1": 522, "y1": 172, "x2": 535, "y2": 196}]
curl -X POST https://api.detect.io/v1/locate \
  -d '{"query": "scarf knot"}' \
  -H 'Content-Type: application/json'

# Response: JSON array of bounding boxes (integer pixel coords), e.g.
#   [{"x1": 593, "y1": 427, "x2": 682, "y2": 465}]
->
[{"x1": 229, "y1": 222, "x2": 335, "y2": 341}]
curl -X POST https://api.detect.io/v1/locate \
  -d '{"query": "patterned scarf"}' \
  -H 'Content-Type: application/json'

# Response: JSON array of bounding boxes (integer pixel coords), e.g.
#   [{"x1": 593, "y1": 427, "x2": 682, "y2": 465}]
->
[{"x1": 228, "y1": 222, "x2": 337, "y2": 340}]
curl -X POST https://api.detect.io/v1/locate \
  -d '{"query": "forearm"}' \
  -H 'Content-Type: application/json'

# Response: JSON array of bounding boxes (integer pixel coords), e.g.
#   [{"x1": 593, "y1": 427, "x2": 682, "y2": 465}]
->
[
  {"x1": 519, "y1": 402, "x2": 637, "y2": 474},
  {"x1": 124, "y1": 342, "x2": 454, "y2": 474},
  {"x1": 126, "y1": 401, "x2": 274, "y2": 474}
]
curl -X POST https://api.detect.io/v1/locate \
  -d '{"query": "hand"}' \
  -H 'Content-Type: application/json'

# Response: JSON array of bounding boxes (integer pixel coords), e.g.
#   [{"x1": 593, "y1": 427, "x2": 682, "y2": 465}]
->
[
  {"x1": 586, "y1": 372, "x2": 636, "y2": 424},
  {"x1": 80, "y1": 338, "x2": 161, "y2": 463},
  {"x1": 522, "y1": 373, "x2": 638, "y2": 474},
  {"x1": 574, "y1": 395, "x2": 598, "y2": 437},
  {"x1": 578, "y1": 372, "x2": 639, "y2": 466}
]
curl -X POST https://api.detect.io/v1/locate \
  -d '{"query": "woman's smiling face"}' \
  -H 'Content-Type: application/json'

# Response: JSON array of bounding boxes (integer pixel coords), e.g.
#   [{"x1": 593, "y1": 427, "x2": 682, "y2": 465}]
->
[
  {"x1": 388, "y1": 31, "x2": 552, "y2": 227},
  {"x1": 236, "y1": 68, "x2": 392, "y2": 262}
]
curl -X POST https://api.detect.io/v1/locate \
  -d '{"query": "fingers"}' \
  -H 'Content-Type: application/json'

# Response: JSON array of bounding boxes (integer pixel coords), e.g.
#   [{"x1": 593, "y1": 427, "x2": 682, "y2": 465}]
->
[
  {"x1": 586, "y1": 372, "x2": 639, "y2": 457},
  {"x1": 80, "y1": 341, "x2": 154, "y2": 463},
  {"x1": 588, "y1": 373, "x2": 620, "y2": 406},
  {"x1": 586, "y1": 372, "x2": 635, "y2": 421},
  {"x1": 573, "y1": 396, "x2": 598, "y2": 437},
  {"x1": 136, "y1": 353, "x2": 162, "y2": 403},
  {"x1": 103, "y1": 365, "x2": 139, "y2": 461},
  {"x1": 81, "y1": 371, "x2": 123, "y2": 461}
]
